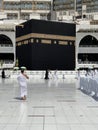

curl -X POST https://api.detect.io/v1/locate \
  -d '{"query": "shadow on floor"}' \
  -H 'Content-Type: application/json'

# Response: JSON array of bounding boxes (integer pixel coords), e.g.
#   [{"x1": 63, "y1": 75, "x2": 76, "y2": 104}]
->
[{"x1": 14, "y1": 97, "x2": 23, "y2": 100}]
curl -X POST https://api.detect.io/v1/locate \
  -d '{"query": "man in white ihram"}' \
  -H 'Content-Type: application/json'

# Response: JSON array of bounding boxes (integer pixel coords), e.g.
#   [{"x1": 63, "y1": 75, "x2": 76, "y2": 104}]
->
[{"x1": 17, "y1": 69, "x2": 29, "y2": 100}]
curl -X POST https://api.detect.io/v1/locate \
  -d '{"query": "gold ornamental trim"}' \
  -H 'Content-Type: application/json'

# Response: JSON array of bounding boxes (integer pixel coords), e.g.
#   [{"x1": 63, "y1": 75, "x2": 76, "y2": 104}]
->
[
  {"x1": 16, "y1": 33, "x2": 75, "y2": 42},
  {"x1": 59, "y1": 41, "x2": 68, "y2": 45},
  {"x1": 41, "y1": 39, "x2": 51, "y2": 44}
]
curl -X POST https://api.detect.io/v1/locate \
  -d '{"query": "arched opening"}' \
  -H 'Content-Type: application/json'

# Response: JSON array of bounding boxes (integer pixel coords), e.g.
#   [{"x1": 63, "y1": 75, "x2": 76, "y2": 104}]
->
[
  {"x1": 0, "y1": 53, "x2": 14, "y2": 64},
  {"x1": 78, "y1": 53, "x2": 98, "y2": 64},
  {"x1": 0, "y1": 35, "x2": 14, "y2": 65},
  {"x1": 0, "y1": 34, "x2": 13, "y2": 47},
  {"x1": 79, "y1": 35, "x2": 98, "y2": 47},
  {"x1": 78, "y1": 35, "x2": 98, "y2": 64}
]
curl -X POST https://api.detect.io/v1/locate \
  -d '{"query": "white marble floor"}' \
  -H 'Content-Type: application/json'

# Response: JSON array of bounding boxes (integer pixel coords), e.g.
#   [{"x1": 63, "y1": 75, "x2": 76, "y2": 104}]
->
[{"x1": 0, "y1": 77, "x2": 98, "y2": 130}]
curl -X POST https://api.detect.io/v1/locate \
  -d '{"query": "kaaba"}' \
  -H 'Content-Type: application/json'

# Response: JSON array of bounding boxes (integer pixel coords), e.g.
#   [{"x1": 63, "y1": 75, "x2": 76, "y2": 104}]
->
[{"x1": 16, "y1": 19, "x2": 76, "y2": 70}]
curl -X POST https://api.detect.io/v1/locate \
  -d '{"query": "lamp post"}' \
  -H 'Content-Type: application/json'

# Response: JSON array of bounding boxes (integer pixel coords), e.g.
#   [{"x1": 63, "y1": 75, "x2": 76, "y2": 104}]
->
[
  {"x1": 74, "y1": 0, "x2": 76, "y2": 20},
  {"x1": 18, "y1": 0, "x2": 21, "y2": 20}
]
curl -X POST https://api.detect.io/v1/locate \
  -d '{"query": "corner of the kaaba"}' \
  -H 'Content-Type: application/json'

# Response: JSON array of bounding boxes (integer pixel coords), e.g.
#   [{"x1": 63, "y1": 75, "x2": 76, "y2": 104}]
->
[{"x1": 16, "y1": 19, "x2": 76, "y2": 70}]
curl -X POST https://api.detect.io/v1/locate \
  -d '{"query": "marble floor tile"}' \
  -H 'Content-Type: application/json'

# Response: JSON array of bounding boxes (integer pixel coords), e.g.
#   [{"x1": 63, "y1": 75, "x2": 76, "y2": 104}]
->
[{"x1": 0, "y1": 76, "x2": 98, "y2": 130}]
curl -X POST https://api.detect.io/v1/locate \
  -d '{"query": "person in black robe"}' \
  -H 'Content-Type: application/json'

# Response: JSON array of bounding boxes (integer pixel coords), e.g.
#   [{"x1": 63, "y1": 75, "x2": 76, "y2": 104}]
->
[
  {"x1": 1, "y1": 69, "x2": 5, "y2": 78},
  {"x1": 45, "y1": 69, "x2": 49, "y2": 80}
]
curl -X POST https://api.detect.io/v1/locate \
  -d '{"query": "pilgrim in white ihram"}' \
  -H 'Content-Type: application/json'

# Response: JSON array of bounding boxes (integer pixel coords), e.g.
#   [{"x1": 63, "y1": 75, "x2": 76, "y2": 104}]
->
[{"x1": 17, "y1": 70, "x2": 29, "y2": 100}]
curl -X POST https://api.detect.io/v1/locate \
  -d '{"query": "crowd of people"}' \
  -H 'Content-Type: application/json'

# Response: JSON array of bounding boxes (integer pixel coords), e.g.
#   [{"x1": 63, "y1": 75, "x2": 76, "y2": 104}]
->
[
  {"x1": 1, "y1": 67, "x2": 98, "y2": 101},
  {"x1": 1, "y1": 68, "x2": 59, "y2": 100}
]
